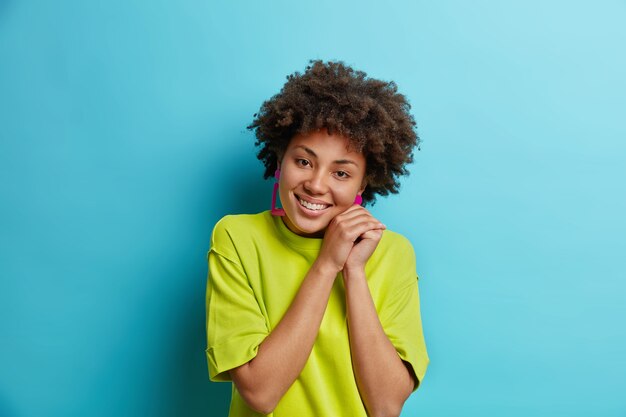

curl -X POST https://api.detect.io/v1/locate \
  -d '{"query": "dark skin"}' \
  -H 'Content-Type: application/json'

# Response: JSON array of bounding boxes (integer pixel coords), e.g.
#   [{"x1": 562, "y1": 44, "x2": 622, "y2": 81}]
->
[
  {"x1": 249, "y1": 60, "x2": 420, "y2": 206},
  {"x1": 230, "y1": 132, "x2": 415, "y2": 417}
]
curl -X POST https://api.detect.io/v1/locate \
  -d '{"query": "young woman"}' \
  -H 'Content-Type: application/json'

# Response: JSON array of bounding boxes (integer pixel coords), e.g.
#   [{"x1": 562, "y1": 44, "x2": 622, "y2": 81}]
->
[{"x1": 206, "y1": 60, "x2": 429, "y2": 417}]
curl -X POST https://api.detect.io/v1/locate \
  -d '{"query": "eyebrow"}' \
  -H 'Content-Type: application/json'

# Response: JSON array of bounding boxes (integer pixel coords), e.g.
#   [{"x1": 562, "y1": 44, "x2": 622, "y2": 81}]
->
[{"x1": 294, "y1": 145, "x2": 361, "y2": 167}]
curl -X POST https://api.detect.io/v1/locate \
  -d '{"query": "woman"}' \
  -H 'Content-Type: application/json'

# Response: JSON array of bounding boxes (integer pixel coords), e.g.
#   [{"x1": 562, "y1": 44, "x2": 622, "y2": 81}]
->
[{"x1": 206, "y1": 60, "x2": 429, "y2": 417}]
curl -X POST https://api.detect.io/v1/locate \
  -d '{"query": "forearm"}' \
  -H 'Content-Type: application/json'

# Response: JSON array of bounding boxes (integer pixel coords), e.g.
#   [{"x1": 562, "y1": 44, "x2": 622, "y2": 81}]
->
[
  {"x1": 344, "y1": 267, "x2": 414, "y2": 417},
  {"x1": 231, "y1": 260, "x2": 338, "y2": 414}
]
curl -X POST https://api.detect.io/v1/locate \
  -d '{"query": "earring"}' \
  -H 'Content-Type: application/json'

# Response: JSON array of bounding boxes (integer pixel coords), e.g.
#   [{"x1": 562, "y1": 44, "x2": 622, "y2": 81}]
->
[
  {"x1": 271, "y1": 169, "x2": 286, "y2": 216},
  {"x1": 354, "y1": 194, "x2": 363, "y2": 205}
]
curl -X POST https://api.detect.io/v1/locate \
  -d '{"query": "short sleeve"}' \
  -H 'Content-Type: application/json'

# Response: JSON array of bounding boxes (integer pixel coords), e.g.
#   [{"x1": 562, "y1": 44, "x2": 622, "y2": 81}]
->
[
  {"x1": 205, "y1": 223, "x2": 269, "y2": 382},
  {"x1": 378, "y1": 241, "x2": 429, "y2": 391}
]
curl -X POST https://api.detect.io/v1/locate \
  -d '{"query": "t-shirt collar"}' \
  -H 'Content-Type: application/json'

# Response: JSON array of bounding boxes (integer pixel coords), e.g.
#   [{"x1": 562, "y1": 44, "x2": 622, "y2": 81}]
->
[{"x1": 269, "y1": 211, "x2": 323, "y2": 251}]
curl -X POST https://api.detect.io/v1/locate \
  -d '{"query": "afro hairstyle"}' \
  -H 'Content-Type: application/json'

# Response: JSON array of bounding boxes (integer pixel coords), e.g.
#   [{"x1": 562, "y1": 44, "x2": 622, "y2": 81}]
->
[{"x1": 248, "y1": 60, "x2": 420, "y2": 205}]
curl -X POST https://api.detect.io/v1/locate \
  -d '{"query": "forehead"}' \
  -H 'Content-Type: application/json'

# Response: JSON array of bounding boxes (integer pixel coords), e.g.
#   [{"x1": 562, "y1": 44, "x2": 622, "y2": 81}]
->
[{"x1": 286, "y1": 130, "x2": 363, "y2": 159}]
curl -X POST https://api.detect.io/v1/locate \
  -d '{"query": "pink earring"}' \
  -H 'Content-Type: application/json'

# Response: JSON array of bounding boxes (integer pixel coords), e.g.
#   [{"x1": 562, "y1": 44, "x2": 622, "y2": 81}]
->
[
  {"x1": 271, "y1": 169, "x2": 286, "y2": 216},
  {"x1": 354, "y1": 194, "x2": 363, "y2": 205}
]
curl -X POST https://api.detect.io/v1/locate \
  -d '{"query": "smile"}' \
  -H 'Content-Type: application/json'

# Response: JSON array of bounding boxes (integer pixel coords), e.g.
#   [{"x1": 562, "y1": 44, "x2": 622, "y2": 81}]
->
[{"x1": 298, "y1": 197, "x2": 330, "y2": 211}]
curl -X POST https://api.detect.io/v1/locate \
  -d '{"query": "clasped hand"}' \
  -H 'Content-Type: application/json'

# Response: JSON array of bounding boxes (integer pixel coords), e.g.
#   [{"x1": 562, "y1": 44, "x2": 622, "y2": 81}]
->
[{"x1": 317, "y1": 205, "x2": 385, "y2": 274}]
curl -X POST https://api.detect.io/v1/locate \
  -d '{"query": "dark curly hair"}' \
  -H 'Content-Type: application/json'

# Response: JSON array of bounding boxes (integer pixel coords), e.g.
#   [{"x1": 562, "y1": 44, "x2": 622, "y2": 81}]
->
[{"x1": 248, "y1": 60, "x2": 420, "y2": 205}]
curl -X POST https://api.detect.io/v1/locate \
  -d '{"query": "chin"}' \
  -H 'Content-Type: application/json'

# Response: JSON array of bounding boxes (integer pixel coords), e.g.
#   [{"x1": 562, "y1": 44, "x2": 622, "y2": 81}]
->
[{"x1": 286, "y1": 214, "x2": 329, "y2": 237}]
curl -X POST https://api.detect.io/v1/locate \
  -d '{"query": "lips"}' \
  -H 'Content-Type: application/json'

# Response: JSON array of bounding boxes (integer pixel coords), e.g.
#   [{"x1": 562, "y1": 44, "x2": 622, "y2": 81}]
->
[{"x1": 295, "y1": 194, "x2": 331, "y2": 212}]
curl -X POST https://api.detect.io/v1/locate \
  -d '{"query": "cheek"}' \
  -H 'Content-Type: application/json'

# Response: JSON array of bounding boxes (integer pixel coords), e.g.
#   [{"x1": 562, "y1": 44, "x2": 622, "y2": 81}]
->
[
  {"x1": 278, "y1": 168, "x2": 297, "y2": 191},
  {"x1": 277, "y1": 171, "x2": 299, "y2": 204},
  {"x1": 335, "y1": 185, "x2": 360, "y2": 206}
]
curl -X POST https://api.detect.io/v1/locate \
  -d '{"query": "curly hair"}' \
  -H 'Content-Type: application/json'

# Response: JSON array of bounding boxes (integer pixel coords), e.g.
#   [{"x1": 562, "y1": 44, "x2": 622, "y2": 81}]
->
[{"x1": 248, "y1": 60, "x2": 420, "y2": 205}]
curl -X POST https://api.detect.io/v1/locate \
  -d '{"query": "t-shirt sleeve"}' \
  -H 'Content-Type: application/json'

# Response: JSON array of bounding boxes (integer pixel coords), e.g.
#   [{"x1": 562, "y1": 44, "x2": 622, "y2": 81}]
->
[
  {"x1": 205, "y1": 219, "x2": 269, "y2": 382},
  {"x1": 378, "y1": 238, "x2": 429, "y2": 391}
]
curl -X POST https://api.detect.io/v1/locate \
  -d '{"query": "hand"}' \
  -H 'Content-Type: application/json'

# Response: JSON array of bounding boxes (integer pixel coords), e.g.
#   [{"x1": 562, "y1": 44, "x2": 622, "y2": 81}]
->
[
  {"x1": 316, "y1": 206, "x2": 385, "y2": 274},
  {"x1": 344, "y1": 227, "x2": 384, "y2": 272}
]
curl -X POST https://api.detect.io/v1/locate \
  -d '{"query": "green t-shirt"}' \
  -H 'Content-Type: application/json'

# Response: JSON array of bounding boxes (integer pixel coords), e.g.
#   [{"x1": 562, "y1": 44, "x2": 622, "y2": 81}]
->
[{"x1": 206, "y1": 211, "x2": 429, "y2": 417}]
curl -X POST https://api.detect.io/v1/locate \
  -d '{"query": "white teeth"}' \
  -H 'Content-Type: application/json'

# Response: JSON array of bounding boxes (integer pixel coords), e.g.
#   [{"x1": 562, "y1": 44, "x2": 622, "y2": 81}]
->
[{"x1": 299, "y1": 198, "x2": 328, "y2": 211}]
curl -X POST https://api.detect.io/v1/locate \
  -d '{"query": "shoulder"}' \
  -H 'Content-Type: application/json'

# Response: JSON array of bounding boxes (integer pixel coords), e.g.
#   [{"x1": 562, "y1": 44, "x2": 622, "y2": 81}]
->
[
  {"x1": 378, "y1": 229, "x2": 416, "y2": 259},
  {"x1": 211, "y1": 211, "x2": 272, "y2": 242},
  {"x1": 210, "y1": 211, "x2": 277, "y2": 258},
  {"x1": 369, "y1": 229, "x2": 418, "y2": 285}
]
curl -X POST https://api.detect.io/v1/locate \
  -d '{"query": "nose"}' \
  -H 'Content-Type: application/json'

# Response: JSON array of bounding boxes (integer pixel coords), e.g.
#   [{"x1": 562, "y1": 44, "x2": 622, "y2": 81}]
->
[{"x1": 303, "y1": 170, "x2": 328, "y2": 195}]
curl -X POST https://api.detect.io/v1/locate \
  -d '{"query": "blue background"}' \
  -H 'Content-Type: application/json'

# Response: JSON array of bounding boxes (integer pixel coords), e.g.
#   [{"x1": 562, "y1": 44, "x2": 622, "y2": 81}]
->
[{"x1": 1, "y1": 1, "x2": 625, "y2": 416}]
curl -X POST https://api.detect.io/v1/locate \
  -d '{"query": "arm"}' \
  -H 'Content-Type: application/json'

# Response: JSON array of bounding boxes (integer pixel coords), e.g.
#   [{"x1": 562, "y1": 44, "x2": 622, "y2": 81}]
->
[
  {"x1": 230, "y1": 207, "x2": 385, "y2": 414},
  {"x1": 342, "y1": 226, "x2": 416, "y2": 417},
  {"x1": 229, "y1": 259, "x2": 337, "y2": 414},
  {"x1": 344, "y1": 262, "x2": 416, "y2": 417}
]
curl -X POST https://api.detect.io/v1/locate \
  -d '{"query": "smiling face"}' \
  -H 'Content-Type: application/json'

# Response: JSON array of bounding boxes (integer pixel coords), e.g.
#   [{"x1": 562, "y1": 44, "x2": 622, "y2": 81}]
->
[{"x1": 278, "y1": 130, "x2": 366, "y2": 237}]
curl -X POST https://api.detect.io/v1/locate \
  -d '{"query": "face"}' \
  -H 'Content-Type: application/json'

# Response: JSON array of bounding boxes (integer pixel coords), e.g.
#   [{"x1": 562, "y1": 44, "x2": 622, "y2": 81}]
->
[{"x1": 278, "y1": 130, "x2": 366, "y2": 237}]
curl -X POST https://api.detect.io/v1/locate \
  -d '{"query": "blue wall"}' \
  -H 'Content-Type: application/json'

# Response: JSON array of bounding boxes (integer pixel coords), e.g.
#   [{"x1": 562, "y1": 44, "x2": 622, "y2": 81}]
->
[{"x1": 1, "y1": 1, "x2": 625, "y2": 416}]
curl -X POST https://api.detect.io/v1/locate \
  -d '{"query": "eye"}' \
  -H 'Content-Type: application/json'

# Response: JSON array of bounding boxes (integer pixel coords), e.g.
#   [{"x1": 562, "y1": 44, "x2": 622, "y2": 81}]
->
[
  {"x1": 335, "y1": 170, "x2": 350, "y2": 179},
  {"x1": 296, "y1": 158, "x2": 311, "y2": 167}
]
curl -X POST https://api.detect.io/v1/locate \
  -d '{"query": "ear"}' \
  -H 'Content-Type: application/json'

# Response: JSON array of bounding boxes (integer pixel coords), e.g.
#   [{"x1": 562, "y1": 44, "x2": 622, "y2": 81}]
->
[
  {"x1": 274, "y1": 161, "x2": 282, "y2": 181},
  {"x1": 358, "y1": 180, "x2": 367, "y2": 196}
]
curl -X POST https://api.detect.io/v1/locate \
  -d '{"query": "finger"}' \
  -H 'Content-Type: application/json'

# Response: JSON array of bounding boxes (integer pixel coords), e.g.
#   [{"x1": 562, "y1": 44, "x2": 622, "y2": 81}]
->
[
  {"x1": 359, "y1": 229, "x2": 383, "y2": 240},
  {"x1": 333, "y1": 204, "x2": 365, "y2": 219},
  {"x1": 337, "y1": 212, "x2": 385, "y2": 231},
  {"x1": 336, "y1": 219, "x2": 386, "y2": 242},
  {"x1": 332, "y1": 206, "x2": 380, "y2": 225}
]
